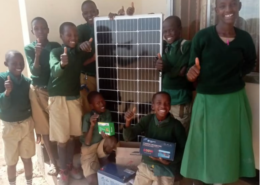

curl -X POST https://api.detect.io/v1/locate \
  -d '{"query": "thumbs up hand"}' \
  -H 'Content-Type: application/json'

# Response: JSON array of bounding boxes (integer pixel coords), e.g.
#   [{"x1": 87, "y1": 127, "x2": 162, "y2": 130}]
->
[
  {"x1": 118, "y1": 6, "x2": 125, "y2": 15},
  {"x1": 125, "y1": 107, "x2": 136, "y2": 126},
  {"x1": 155, "y1": 53, "x2": 163, "y2": 71},
  {"x1": 60, "y1": 47, "x2": 68, "y2": 68},
  {"x1": 35, "y1": 38, "x2": 42, "y2": 57},
  {"x1": 5, "y1": 76, "x2": 13, "y2": 96},
  {"x1": 187, "y1": 57, "x2": 201, "y2": 82},
  {"x1": 90, "y1": 113, "x2": 99, "y2": 127},
  {"x1": 80, "y1": 38, "x2": 93, "y2": 52},
  {"x1": 127, "y1": 2, "x2": 135, "y2": 16}
]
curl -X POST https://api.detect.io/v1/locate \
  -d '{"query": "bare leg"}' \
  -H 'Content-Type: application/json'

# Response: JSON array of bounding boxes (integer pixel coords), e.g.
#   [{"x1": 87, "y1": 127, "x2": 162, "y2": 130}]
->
[
  {"x1": 57, "y1": 142, "x2": 69, "y2": 185},
  {"x1": 86, "y1": 174, "x2": 98, "y2": 185},
  {"x1": 21, "y1": 158, "x2": 33, "y2": 185},
  {"x1": 7, "y1": 165, "x2": 16, "y2": 185},
  {"x1": 42, "y1": 135, "x2": 57, "y2": 175}
]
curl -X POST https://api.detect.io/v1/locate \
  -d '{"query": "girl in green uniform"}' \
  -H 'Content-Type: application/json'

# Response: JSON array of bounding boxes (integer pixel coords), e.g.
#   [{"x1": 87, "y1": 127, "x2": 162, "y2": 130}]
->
[{"x1": 181, "y1": 0, "x2": 256, "y2": 184}]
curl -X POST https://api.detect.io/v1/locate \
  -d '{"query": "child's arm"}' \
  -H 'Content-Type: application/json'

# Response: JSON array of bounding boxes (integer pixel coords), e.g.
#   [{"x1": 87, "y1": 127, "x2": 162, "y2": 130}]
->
[
  {"x1": 123, "y1": 107, "x2": 148, "y2": 141},
  {"x1": 241, "y1": 33, "x2": 257, "y2": 76},
  {"x1": 0, "y1": 76, "x2": 12, "y2": 110},
  {"x1": 24, "y1": 41, "x2": 42, "y2": 76},
  {"x1": 49, "y1": 47, "x2": 67, "y2": 78},
  {"x1": 84, "y1": 113, "x2": 99, "y2": 145}
]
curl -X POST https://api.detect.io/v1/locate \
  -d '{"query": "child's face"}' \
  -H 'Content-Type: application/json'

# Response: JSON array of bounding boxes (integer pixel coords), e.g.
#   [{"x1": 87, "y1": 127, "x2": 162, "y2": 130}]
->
[
  {"x1": 82, "y1": 3, "x2": 99, "y2": 25},
  {"x1": 91, "y1": 95, "x2": 106, "y2": 113},
  {"x1": 5, "y1": 53, "x2": 24, "y2": 77},
  {"x1": 163, "y1": 20, "x2": 181, "y2": 44},
  {"x1": 215, "y1": 0, "x2": 241, "y2": 25},
  {"x1": 152, "y1": 94, "x2": 171, "y2": 121},
  {"x1": 60, "y1": 25, "x2": 78, "y2": 48},
  {"x1": 31, "y1": 20, "x2": 49, "y2": 42}
]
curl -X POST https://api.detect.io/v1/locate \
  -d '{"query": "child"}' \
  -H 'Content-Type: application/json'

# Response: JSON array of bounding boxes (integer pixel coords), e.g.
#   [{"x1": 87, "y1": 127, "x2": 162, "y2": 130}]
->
[
  {"x1": 181, "y1": 0, "x2": 256, "y2": 184},
  {"x1": 0, "y1": 51, "x2": 35, "y2": 185},
  {"x1": 77, "y1": 0, "x2": 99, "y2": 115},
  {"x1": 72, "y1": 91, "x2": 117, "y2": 185},
  {"x1": 24, "y1": 17, "x2": 60, "y2": 176},
  {"x1": 156, "y1": 16, "x2": 192, "y2": 132},
  {"x1": 48, "y1": 22, "x2": 91, "y2": 185},
  {"x1": 124, "y1": 92, "x2": 186, "y2": 185}
]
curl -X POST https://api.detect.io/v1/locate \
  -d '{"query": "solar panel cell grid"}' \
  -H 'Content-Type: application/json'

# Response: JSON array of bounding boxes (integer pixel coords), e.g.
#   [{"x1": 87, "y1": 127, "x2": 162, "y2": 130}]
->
[{"x1": 95, "y1": 14, "x2": 162, "y2": 141}]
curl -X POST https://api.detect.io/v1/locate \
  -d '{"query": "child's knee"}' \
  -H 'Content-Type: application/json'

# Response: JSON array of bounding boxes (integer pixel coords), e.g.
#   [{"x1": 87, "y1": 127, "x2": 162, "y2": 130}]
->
[
  {"x1": 103, "y1": 136, "x2": 117, "y2": 154},
  {"x1": 58, "y1": 142, "x2": 67, "y2": 147},
  {"x1": 21, "y1": 158, "x2": 32, "y2": 163},
  {"x1": 86, "y1": 174, "x2": 98, "y2": 185}
]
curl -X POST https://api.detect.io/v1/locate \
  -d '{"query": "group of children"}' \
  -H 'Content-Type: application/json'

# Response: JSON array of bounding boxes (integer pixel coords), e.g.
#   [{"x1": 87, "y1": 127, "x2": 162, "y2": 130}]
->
[{"x1": 1, "y1": 0, "x2": 257, "y2": 185}]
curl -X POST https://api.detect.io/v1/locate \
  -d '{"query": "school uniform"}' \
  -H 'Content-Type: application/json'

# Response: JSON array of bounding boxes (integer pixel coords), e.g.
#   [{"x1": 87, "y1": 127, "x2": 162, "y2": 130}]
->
[
  {"x1": 77, "y1": 23, "x2": 97, "y2": 114},
  {"x1": 48, "y1": 45, "x2": 84, "y2": 143},
  {"x1": 162, "y1": 39, "x2": 192, "y2": 131},
  {"x1": 181, "y1": 26, "x2": 256, "y2": 184},
  {"x1": 24, "y1": 41, "x2": 60, "y2": 135},
  {"x1": 0, "y1": 72, "x2": 35, "y2": 166},
  {"x1": 123, "y1": 114, "x2": 186, "y2": 185},
  {"x1": 79, "y1": 110, "x2": 111, "y2": 177}
]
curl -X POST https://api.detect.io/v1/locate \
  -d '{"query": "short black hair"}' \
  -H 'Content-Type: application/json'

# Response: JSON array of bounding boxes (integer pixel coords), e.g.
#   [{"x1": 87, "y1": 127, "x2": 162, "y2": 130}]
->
[
  {"x1": 59, "y1": 22, "x2": 76, "y2": 34},
  {"x1": 31, "y1": 17, "x2": 48, "y2": 28},
  {"x1": 152, "y1": 91, "x2": 171, "y2": 103},
  {"x1": 87, "y1": 91, "x2": 103, "y2": 104},
  {"x1": 81, "y1": 0, "x2": 97, "y2": 10},
  {"x1": 5, "y1": 50, "x2": 23, "y2": 62},
  {"x1": 216, "y1": 0, "x2": 240, "y2": 6},
  {"x1": 164, "y1": 15, "x2": 182, "y2": 28}
]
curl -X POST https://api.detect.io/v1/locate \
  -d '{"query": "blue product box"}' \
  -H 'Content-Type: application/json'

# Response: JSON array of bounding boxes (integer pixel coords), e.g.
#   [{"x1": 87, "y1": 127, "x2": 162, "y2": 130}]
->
[
  {"x1": 97, "y1": 163, "x2": 136, "y2": 185},
  {"x1": 140, "y1": 137, "x2": 176, "y2": 161}
]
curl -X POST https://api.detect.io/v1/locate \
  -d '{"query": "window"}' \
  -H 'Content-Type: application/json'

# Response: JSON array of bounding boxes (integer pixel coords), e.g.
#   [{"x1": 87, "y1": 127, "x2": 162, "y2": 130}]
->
[{"x1": 171, "y1": 0, "x2": 259, "y2": 73}]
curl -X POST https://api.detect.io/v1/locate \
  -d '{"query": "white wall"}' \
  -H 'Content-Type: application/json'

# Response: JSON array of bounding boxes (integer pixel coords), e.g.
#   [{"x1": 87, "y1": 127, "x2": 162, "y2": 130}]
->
[
  {"x1": 245, "y1": 83, "x2": 259, "y2": 169},
  {"x1": 24, "y1": 0, "x2": 168, "y2": 44},
  {"x1": 1, "y1": 0, "x2": 28, "y2": 76}
]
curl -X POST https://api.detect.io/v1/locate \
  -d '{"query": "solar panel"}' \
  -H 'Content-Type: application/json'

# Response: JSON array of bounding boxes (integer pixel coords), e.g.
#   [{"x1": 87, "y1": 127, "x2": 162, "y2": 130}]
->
[{"x1": 94, "y1": 14, "x2": 163, "y2": 141}]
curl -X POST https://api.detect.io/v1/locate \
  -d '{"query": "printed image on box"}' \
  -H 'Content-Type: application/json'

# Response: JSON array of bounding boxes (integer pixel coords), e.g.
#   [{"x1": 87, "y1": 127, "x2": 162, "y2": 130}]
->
[
  {"x1": 98, "y1": 122, "x2": 115, "y2": 136},
  {"x1": 98, "y1": 163, "x2": 136, "y2": 185},
  {"x1": 140, "y1": 137, "x2": 176, "y2": 161}
]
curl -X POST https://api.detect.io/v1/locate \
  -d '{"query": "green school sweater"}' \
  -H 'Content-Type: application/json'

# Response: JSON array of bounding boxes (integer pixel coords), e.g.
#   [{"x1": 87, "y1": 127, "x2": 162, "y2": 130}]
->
[
  {"x1": 48, "y1": 45, "x2": 84, "y2": 97},
  {"x1": 162, "y1": 39, "x2": 192, "y2": 105},
  {"x1": 77, "y1": 23, "x2": 96, "y2": 76},
  {"x1": 80, "y1": 110, "x2": 111, "y2": 146},
  {"x1": 0, "y1": 72, "x2": 31, "y2": 122},
  {"x1": 24, "y1": 41, "x2": 61, "y2": 86},
  {"x1": 189, "y1": 26, "x2": 256, "y2": 94},
  {"x1": 123, "y1": 114, "x2": 186, "y2": 177}
]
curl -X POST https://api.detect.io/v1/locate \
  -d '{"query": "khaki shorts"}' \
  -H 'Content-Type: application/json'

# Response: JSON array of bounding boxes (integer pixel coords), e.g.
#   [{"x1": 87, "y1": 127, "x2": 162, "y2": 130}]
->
[
  {"x1": 80, "y1": 74, "x2": 97, "y2": 115},
  {"x1": 81, "y1": 139, "x2": 106, "y2": 177},
  {"x1": 29, "y1": 85, "x2": 49, "y2": 135},
  {"x1": 48, "y1": 96, "x2": 82, "y2": 143},
  {"x1": 134, "y1": 163, "x2": 175, "y2": 185},
  {"x1": 170, "y1": 103, "x2": 192, "y2": 132},
  {"x1": 1, "y1": 117, "x2": 35, "y2": 166}
]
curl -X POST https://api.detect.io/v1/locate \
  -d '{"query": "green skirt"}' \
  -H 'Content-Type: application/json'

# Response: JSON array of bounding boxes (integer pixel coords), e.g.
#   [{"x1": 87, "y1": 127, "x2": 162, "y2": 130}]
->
[{"x1": 180, "y1": 88, "x2": 255, "y2": 183}]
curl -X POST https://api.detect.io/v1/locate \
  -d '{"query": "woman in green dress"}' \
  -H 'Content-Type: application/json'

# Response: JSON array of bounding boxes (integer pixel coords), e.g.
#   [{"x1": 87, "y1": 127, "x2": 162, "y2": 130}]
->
[{"x1": 180, "y1": 0, "x2": 256, "y2": 184}]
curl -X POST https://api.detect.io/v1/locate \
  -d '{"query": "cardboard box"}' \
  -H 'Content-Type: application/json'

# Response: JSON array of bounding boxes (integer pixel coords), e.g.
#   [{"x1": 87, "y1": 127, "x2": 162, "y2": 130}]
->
[
  {"x1": 98, "y1": 163, "x2": 135, "y2": 185},
  {"x1": 140, "y1": 137, "x2": 176, "y2": 161},
  {"x1": 116, "y1": 142, "x2": 142, "y2": 171},
  {"x1": 98, "y1": 122, "x2": 115, "y2": 136}
]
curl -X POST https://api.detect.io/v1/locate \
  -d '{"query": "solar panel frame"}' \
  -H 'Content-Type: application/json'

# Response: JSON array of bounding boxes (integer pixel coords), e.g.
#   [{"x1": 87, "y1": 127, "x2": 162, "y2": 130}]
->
[{"x1": 94, "y1": 14, "x2": 163, "y2": 141}]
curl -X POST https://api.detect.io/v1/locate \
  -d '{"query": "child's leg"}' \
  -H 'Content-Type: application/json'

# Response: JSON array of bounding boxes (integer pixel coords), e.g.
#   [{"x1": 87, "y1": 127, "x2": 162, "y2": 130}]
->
[
  {"x1": 133, "y1": 163, "x2": 153, "y2": 185},
  {"x1": 7, "y1": 165, "x2": 16, "y2": 185},
  {"x1": 57, "y1": 142, "x2": 67, "y2": 171},
  {"x1": 21, "y1": 158, "x2": 33, "y2": 185},
  {"x1": 97, "y1": 137, "x2": 117, "y2": 166},
  {"x1": 66, "y1": 137, "x2": 75, "y2": 167},
  {"x1": 42, "y1": 135, "x2": 57, "y2": 174},
  {"x1": 155, "y1": 176, "x2": 174, "y2": 185},
  {"x1": 18, "y1": 118, "x2": 35, "y2": 185},
  {"x1": 81, "y1": 144, "x2": 100, "y2": 184}
]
